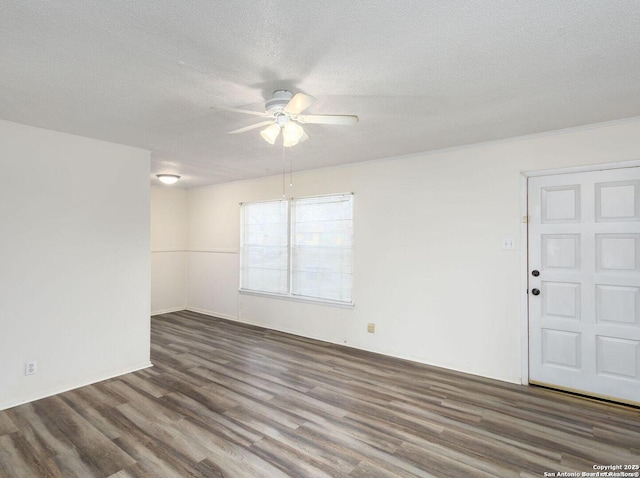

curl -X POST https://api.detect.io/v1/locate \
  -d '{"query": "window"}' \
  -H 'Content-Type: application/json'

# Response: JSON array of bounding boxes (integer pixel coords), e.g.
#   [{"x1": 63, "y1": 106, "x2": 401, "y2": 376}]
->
[
  {"x1": 240, "y1": 193, "x2": 353, "y2": 304},
  {"x1": 240, "y1": 200, "x2": 288, "y2": 295}
]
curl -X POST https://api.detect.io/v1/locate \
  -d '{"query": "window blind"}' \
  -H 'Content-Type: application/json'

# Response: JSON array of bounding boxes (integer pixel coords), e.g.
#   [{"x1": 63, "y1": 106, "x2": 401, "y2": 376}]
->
[
  {"x1": 240, "y1": 200, "x2": 288, "y2": 294},
  {"x1": 291, "y1": 194, "x2": 353, "y2": 302},
  {"x1": 240, "y1": 194, "x2": 353, "y2": 304}
]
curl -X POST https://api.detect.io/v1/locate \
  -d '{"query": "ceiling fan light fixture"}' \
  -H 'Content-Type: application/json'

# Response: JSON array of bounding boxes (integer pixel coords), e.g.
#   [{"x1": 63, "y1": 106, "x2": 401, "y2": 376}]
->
[
  {"x1": 156, "y1": 174, "x2": 180, "y2": 185},
  {"x1": 282, "y1": 122, "x2": 305, "y2": 147},
  {"x1": 216, "y1": 90, "x2": 357, "y2": 146},
  {"x1": 260, "y1": 123, "x2": 281, "y2": 144}
]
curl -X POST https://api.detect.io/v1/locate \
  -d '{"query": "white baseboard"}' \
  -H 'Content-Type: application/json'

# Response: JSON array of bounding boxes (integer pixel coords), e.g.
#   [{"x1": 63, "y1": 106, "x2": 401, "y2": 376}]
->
[
  {"x1": 0, "y1": 362, "x2": 153, "y2": 412},
  {"x1": 151, "y1": 306, "x2": 186, "y2": 316},
  {"x1": 185, "y1": 307, "x2": 237, "y2": 322}
]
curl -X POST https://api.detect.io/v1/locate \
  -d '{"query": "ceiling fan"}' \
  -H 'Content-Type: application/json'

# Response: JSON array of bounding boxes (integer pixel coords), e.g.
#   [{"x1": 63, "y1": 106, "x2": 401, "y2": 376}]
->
[{"x1": 213, "y1": 90, "x2": 358, "y2": 147}]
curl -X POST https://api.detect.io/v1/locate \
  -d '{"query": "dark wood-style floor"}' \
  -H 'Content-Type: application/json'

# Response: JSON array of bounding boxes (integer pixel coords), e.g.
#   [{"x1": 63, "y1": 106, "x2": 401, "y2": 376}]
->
[{"x1": 1, "y1": 311, "x2": 639, "y2": 477}]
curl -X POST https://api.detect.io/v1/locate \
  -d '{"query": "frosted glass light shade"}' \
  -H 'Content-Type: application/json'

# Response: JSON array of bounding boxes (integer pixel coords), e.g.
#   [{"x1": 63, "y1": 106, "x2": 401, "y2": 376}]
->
[
  {"x1": 156, "y1": 174, "x2": 180, "y2": 185},
  {"x1": 282, "y1": 122, "x2": 305, "y2": 147},
  {"x1": 260, "y1": 123, "x2": 281, "y2": 144}
]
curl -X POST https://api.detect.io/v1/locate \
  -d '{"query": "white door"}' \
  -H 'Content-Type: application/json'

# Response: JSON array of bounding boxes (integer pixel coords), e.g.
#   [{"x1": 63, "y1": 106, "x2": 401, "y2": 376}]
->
[{"x1": 528, "y1": 167, "x2": 640, "y2": 405}]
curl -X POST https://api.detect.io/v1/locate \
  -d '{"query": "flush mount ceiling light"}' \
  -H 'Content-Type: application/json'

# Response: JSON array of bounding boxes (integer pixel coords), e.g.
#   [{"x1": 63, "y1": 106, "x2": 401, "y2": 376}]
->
[
  {"x1": 212, "y1": 90, "x2": 358, "y2": 147},
  {"x1": 156, "y1": 174, "x2": 180, "y2": 185}
]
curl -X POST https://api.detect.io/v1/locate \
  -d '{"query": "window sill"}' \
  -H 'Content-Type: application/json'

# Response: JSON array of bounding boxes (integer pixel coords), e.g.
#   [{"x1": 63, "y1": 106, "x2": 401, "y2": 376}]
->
[{"x1": 239, "y1": 289, "x2": 355, "y2": 309}]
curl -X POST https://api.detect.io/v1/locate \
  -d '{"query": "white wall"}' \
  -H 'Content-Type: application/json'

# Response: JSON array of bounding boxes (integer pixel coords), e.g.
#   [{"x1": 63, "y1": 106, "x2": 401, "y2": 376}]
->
[
  {"x1": 186, "y1": 183, "x2": 242, "y2": 320},
  {"x1": 187, "y1": 183, "x2": 241, "y2": 319},
  {"x1": 184, "y1": 118, "x2": 640, "y2": 384},
  {"x1": 151, "y1": 186, "x2": 187, "y2": 315},
  {"x1": 0, "y1": 120, "x2": 151, "y2": 410}
]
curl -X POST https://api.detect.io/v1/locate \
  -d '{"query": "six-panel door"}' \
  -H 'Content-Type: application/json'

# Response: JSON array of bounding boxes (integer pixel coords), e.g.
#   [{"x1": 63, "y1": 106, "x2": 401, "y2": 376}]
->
[{"x1": 528, "y1": 167, "x2": 640, "y2": 405}]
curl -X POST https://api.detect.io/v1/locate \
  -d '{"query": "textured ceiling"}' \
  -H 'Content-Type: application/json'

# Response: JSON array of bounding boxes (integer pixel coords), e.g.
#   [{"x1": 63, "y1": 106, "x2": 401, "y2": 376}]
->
[{"x1": 2, "y1": 1, "x2": 640, "y2": 187}]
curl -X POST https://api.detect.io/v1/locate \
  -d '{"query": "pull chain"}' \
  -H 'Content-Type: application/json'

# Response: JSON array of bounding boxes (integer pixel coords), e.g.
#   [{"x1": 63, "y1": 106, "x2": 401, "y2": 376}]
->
[
  {"x1": 281, "y1": 141, "x2": 286, "y2": 198},
  {"x1": 280, "y1": 137, "x2": 294, "y2": 196},
  {"x1": 289, "y1": 144, "x2": 294, "y2": 188}
]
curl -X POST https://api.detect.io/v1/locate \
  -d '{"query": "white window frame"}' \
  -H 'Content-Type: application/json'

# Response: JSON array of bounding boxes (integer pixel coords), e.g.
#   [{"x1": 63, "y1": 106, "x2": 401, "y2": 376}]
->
[{"x1": 240, "y1": 193, "x2": 354, "y2": 307}]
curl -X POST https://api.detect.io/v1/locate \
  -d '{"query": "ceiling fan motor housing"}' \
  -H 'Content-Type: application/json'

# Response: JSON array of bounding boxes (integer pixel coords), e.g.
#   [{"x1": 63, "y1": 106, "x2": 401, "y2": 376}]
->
[{"x1": 265, "y1": 90, "x2": 294, "y2": 114}]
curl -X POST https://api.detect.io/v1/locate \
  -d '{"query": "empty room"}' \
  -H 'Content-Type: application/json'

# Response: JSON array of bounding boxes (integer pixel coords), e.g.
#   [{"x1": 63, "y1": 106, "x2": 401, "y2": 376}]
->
[{"x1": 1, "y1": 1, "x2": 639, "y2": 477}]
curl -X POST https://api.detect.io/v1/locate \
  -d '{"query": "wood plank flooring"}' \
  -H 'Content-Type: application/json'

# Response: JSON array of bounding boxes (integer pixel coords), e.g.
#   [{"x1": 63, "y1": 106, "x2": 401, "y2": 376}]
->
[{"x1": 1, "y1": 310, "x2": 639, "y2": 477}]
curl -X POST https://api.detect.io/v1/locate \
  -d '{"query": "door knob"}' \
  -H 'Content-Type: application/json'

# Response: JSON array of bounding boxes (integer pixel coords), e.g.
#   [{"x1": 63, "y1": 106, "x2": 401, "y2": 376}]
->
[
  {"x1": 531, "y1": 270, "x2": 540, "y2": 277},
  {"x1": 531, "y1": 288, "x2": 540, "y2": 296}
]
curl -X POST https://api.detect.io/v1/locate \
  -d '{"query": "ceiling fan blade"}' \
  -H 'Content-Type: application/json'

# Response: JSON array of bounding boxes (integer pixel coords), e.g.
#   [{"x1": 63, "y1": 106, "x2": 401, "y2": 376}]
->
[
  {"x1": 212, "y1": 106, "x2": 268, "y2": 117},
  {"x1": 284, "y1": 93, "x2": 316, "y2": 115},
  {"x1": 297, "y1": 114, "x2": 359, "y2": 125},
  {"x1": 299, "y1": 132, "x2": 310, "y2": 143},
  {"x1": 228, "y1": 120, "x2": 274, "y2": 134}
]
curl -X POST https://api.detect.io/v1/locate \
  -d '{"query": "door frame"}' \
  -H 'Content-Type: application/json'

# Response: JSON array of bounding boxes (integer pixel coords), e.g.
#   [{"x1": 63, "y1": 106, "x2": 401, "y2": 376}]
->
[{"x1": 519, "y1": 159, "x2": 640, "y2": 385}]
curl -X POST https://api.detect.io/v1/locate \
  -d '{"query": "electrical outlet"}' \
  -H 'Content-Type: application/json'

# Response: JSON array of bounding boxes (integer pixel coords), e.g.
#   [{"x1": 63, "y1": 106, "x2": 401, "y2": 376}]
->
[
  {"x1": 25, "y1": 361, "x2": 37, "y2": 376},
  {"x1": 367, "y1": 323, "x2": 375, "y2": 333}
]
